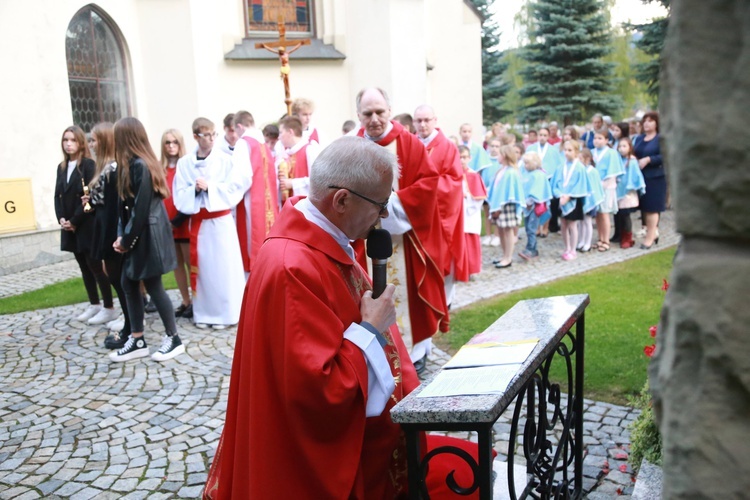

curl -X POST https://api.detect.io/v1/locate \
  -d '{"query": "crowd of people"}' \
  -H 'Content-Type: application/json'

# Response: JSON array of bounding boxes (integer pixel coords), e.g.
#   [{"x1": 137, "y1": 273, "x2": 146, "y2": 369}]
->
[{"x1": 54, "y1": 92, "x2": 665, "y2": 496}]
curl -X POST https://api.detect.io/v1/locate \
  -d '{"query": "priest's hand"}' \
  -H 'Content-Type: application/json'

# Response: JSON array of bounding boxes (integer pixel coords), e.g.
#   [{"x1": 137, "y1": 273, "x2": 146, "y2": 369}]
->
[
  {"x1": 196, "y1": 178, "x2": 208, "y2": 192},
  {"x1": 360, "y1": 284, "x2": 396, "y2": 334}
]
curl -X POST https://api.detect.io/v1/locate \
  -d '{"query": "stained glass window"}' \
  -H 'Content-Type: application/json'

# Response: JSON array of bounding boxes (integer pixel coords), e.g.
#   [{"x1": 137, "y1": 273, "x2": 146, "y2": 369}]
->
[
  {"x1": 246, "y1": 0, "x2": 313, "y2": 36},
  {"x1": 66, "y1": 7, "x2": 130, "y2": 132}
]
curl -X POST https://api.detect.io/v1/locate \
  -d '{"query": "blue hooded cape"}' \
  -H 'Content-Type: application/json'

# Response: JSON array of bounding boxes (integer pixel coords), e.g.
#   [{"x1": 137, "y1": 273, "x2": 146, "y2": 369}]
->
[
  {"x1": 616, "y1": 156, "x2": 646, "y2": 199},
  {"x1": 552, "y1": 160, "x2": 591, "y2": 216},
  {"x1": 583, "y1": 165, "x2": 606, "y2": 214},
  {"x1": 593, "y1": 146, "x2": 625, "y2": 181},
  {"x1": 477, "y1": 157, "x2": 501, "y2": 190},
  {"x1": 527, "y1": 142, "x2": 563, "y2": 180},
  {"x1": 487, "y1": 166, "x2": 525, "y2": 217}
]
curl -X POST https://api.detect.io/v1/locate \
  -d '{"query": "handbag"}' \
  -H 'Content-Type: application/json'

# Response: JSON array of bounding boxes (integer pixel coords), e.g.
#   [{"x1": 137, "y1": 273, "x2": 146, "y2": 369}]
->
[{"x1": 534, "y1": 202, "x2": 547, "y2": 217}]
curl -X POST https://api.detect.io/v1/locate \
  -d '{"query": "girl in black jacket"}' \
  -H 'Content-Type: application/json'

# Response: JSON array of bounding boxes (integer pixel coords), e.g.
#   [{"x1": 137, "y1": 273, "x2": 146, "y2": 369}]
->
[
  {"x1": 110, "y1": 117, "x2": 182, "y2": 362},
  {"x1": 54, "y1": 125, "x2": 112, "y2": 322}
]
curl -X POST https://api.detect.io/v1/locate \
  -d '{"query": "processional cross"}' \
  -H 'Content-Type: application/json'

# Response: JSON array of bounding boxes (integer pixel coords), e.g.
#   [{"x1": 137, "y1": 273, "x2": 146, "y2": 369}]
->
[{"x1": 255, "y1": 16, "x2": 311, "y2": 115}]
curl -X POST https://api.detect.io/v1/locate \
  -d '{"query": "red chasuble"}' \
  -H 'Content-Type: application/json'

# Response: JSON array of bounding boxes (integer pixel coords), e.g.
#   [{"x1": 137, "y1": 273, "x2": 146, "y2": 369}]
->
[
  {"x1": 204, "y1": 198, "x2": 420, "y2": 499},
  {"x1": 357, "y1": 121, "x2": 449, "y2": 343},
  {"x1": 235, "y1": 136, "x2": 279, "y2": 273},
  {"x1": 425, "y1": 129, "x2": 468, "y2": 282}
]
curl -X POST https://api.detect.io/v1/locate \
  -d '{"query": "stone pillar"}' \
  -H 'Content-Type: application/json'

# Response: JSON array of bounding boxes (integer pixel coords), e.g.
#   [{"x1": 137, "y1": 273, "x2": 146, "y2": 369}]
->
[{"x1": 652, "y1": 0, "x2": 750, "y2": 498}]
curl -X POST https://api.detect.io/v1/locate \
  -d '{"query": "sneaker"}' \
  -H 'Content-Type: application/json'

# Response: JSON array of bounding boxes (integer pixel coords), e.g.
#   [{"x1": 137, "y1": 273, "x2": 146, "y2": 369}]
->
[
  {"x1": 109, "y1": 336, "x2": 149, "y2": 362},
  {"x1": 76, "y1": 304, "x2": 101, "y2": 322},
  {"x1": 635, "y1": 227, "x2": 647, "y2": 237},
  {"x1": 195, "y1": 323, "x2": 209, "y2": 329},
  {"x1": 181, "y1": 304, "x2": 193, "y2": 319},
  {"x1": 175, "y1": 303, "x2": 191, "y2": 318},
  {"x1": 490, "y1": 235, "x2": 501, "y2": 247},
  {"x1": 144, "y1": 299, "x2": 158, "y2": 313},
  {"x1": 211, "y1": 324, "x2": 227, "y2": 330},
  {"x1": 87, "y1": 307, "x2": 119, "y2": 325},
  {"x1": 518, "y1": 251, "x2": 537, "y2": 261},
  {"x1": 151, "y1": 334, "x2": 185, "y2": 362},
  {"x1": 104, "y1": 329, "x2": 130, "y2": 350},
  {"x1": 481, "y1": 235, "x2": 492, "y2": 246},
  {"x1": 106, "y1": 317, "x2": 125, "y2": 331}
]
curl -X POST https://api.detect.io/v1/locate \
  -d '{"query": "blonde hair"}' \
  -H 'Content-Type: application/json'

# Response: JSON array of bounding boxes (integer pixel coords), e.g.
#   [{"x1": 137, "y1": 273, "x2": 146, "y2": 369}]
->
[
  {"x1": 160, "y1": 129, "x2": 186, "y2": 169},
  {"x1": 564, "y1": 139, "x2": 582, "y2": 154},
  {"x1": 522, "y1": 152, "x2": 541, "y2": 171},
  {"x1": 192, "y1": 117, "x2": 214, "y2": 135},
  {"x1": 499, "y1": 145, "x2": 518, "y2": 168},
  {"x1": 292, "y1": 98, "x2": 314, "y2": 114}
]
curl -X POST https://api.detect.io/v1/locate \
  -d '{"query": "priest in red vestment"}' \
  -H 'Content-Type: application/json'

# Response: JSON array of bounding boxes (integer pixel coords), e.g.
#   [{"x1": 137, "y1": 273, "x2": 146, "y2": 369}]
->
[
  {"x1": 414, "y1": 104, "x2": 468, "y2": 304},
  {"x1": 356, "y1": 88, "x2": 449, "y2": 371},
  {"x1": 233, "y1": 110, "x2": 279, "y2": 276}
]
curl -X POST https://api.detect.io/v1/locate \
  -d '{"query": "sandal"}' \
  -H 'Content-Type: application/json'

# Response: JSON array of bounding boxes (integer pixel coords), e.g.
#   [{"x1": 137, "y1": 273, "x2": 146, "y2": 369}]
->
[{"x1": 598, "y1": 242, "x2": 610, "y2": 252}]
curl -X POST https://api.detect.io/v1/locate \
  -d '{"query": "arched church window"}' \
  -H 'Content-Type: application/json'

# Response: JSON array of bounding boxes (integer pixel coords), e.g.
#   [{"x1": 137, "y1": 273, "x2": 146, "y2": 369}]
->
[
  {"x1": 66, "y1": 6, "x2": 131, "y2": 132},
  {"x1": 245, "y1": 0, "x2": 314, "y2": 37}
]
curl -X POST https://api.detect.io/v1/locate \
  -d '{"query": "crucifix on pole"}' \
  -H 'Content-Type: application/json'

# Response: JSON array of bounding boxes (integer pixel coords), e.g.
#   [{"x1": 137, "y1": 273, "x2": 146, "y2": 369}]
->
[{"x1": 255, "y1": 16, "x2": 311, "y2": 116}]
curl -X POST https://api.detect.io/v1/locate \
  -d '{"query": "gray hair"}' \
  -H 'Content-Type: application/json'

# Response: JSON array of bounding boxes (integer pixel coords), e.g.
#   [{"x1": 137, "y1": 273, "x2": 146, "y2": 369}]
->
[
  {"x1": 309, "y1": 136, "x2": 400, "y2": 202},
  {"x1": 355, "y1": 87, "x2": 391, "y2": 113}
]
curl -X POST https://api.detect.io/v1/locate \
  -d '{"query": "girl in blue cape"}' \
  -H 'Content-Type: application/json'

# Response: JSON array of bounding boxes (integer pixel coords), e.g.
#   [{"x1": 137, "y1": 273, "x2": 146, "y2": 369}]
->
[
  {"x1": 615, "y1": 137, "x2": 646, "y2": 249},
  {"x1": 518, "y1": 151, "x2": 552, "y2": 261},
  {"x1": 592, "y1": 128, "x2": 625, "y2": 251},
  {"x1": 477, "y1": 137, "x2": 502, "y2": 247},
  {"x1": 487, "y1": 145, "x2": 525, "y2": 268},
  {"x1": 578, "y1": 148, "x2": 604, "y2": 252},
  {"x1": 552, "y1": 140, "x2": 592, "y2": 261}
]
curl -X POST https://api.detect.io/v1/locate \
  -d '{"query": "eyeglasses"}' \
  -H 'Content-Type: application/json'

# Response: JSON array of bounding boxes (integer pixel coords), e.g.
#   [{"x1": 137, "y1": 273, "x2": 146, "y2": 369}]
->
[
  {"x1": 165, "y1": 140, "x2": 179, "y2": 146},
  {"x1": 328, "y1": 185, "x2": 389, "y2": 215},
  {"x1": 197, "y1": 132, "x2": 218, "y2": 139}
]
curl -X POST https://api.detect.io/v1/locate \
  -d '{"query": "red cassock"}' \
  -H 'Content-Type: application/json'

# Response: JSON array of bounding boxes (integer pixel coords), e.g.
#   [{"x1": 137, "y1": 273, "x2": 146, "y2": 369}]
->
[
  {"x1": 464, "y1": 169, "x2": 488, "y2": 276},
  {"x1": 204, "y1": 198, "x2": 420, "y2": 499},
  {"x1": 425, "y1": 129, "x2": 468, "y2": 282},
  {"x1": 235, "y1": 136, "x2": 279, "y2": 273},
  {"x1": 357, "y1": 121, "x2": 450, "y2": 342}
]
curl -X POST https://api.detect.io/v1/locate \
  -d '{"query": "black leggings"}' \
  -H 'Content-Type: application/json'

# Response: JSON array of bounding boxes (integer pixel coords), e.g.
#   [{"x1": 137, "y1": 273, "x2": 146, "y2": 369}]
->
[
  {"x1": 121, "y1": 273, "x2": 176, "y2": 336},
  {"x1": 104, "y1": 255, "x2": 131, "y2": 335},
  {"x1": 74, "y1": 251, "x2": 113, "y2": 308},
  {"x1": 616, "y1": 210, "x2": 633, "y2": 234}
]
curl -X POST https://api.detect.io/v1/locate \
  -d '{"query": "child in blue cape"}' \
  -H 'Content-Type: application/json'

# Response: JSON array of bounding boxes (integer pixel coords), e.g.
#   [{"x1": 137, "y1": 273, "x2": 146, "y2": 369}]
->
[
  {"x1": 592, "y1": 128, "x2": 625, "y2": 251},
  {"x1": 518, "y1": 152, "x2": 552, "y2": 261},
  {"x1": 578, "y1": 148, "x2": 604, "y2": 252},
  {"x1": 487, "y1": 145, "x2": 525, "y2": 269},
  {"x1": 552, "y1": 140, "x2": 592, "y2": 261},
  {"x1": 615, "y1": 137, "x2": 646, "y2": 248},
  {"x1": 477, "y1": 137, "x2": 502, "y2": 247}
]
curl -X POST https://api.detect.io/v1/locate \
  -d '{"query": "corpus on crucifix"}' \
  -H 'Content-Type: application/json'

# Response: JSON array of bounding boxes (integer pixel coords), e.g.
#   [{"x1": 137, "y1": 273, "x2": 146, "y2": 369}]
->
[{"x1": 255, "y1": 17, "x2": 311, "y2": 115}]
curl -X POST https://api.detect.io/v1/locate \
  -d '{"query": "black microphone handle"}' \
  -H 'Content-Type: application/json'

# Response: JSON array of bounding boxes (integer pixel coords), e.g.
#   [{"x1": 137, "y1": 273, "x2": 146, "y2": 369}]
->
[{"x1": 371, "y1": 260, "x2": 387, "y2": 299}]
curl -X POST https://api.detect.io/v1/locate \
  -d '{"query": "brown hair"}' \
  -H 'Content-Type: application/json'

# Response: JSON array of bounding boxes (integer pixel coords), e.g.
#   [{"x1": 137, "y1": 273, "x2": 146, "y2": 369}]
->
[
  {"x1": 279, "y1": 116, "x2": 303, "y2": 137},
  {"x1": 618, "y1": 137, "x2": 635, "y2": 159},
  {"x1": 160, "y1": 129, "x2": 186, "y2": 169},
  {"x1": 192, "y1": 117, "x2": 214, "y2": 135},
  {"x1": 114, "y1": 117, "x2": 169, "y2": 200},
  {"x1": 89, "y1": 122, "x2": 115, "y2": 188},
  {"x1": 457, "y1": 145, "x2": 470, "y2": 156},
  {"x1": 579, "y1": 147, "x2": 594, "y2": 166},
  {"x1": 59, "y1": 125, "x2": 90, "y2": 169},
  {"x1": 641, "y1": 111, "x2": 660, "y2": 133},
  {"x1": 234, "y1": 110, "x2": 255, "y2": 128},
  {"x1": 223, "y1": 113, "x2": 235, "y2": 129},
  {"x1": 594, "y1": 127, "x2": 610, "y2": 138},
  {"x1": 499, "y1": 145, "x2": 518, "y2": 168}
]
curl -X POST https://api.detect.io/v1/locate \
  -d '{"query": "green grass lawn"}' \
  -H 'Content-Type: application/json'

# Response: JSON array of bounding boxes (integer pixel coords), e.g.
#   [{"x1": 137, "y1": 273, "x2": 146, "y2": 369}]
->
[
  {"x1": 435, "y1": 247, "x2": 675, "y2": 405},
  {"x1": 0, "y1": 273, "x2": 178, "y2": 315}
]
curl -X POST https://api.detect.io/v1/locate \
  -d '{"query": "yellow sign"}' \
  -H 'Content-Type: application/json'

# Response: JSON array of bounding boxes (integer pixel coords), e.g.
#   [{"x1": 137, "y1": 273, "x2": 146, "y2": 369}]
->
[{"x1": 0, "y1": 179, "x2": 36, "y2": 234}]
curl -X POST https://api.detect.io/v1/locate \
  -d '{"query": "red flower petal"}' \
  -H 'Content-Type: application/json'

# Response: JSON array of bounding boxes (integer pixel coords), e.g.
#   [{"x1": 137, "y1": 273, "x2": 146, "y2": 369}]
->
[
  {"x1": 615, "y1": 453, "x2": 628, "y2": 460},
  {"x1": 649, "y1": 325, "x2": 658, "y2": 338},
  {"x1": 644, "y1": 345, "x2": 656, "y2": 358},
  {"x1": 619, "y1": 464, "x2": 628, "y2": 472},
  {"x1": 662, "y1": 279, "x2": 670, "y2": 291}
]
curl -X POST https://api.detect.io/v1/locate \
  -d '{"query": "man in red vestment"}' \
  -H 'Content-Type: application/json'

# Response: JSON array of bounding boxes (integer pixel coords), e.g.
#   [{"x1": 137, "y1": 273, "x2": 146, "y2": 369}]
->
[
  {"x1": 356, "y1": 88, "x2": 449, "y2": 373},
  {"x1": 204, "y1": 137, "x2": 418, "y2": 498},
  {"x1": 233, "y1": 110, "x2": 279, "y2": 277},
  {"x1": 413, "y1": 104, "x2": 468, "y2": 305}
]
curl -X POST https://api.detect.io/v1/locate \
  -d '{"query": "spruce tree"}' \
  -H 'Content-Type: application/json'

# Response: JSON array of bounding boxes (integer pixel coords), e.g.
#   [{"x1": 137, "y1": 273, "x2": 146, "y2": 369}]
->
[
  {"x1": 630, "y1": 0, "x2": 670, "y2": 103},
  {"x1": 519, "y1": 0, "x2": 621, "y2": 125},
  {"x1": 470, "y1": 0, "x2": 511, "y2": 122}
]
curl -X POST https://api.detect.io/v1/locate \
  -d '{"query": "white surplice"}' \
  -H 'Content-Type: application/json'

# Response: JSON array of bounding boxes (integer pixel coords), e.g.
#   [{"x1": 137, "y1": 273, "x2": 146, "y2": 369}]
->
[{"x1": 173, "y1": 147, "x2": 249, "y2": 326}]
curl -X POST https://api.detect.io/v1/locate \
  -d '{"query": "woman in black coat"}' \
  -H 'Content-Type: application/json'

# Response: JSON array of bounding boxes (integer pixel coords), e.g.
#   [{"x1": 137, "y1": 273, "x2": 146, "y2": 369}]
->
[
  {"x1": 633, "y1": 111, "x2": 666, "y2": 249},
  {"x1": 109, "y1": 117, "x2": 182, "y2": 363},
  {"x1": 54, "y1": 125, "x2": 112, "y2": 322}
]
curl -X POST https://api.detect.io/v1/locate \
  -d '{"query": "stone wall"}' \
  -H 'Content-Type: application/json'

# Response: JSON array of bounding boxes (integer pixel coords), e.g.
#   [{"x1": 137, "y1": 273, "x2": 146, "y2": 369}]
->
[
  {"x1": 0, "y1": 228, "x2": 71, "y2": 276},
  {"x1": 651, "y1": 0, "x2": 750, "y2": 497}
]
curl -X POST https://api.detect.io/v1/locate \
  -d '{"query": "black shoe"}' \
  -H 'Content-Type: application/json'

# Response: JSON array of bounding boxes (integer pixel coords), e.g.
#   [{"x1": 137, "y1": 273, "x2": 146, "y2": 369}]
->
[
  {"x1": 181, "y1": 304, "x2": 193, "y2": 319},
  {"x1": 413, "y1": 355, "x2": 428, "y2": 375},
  {"x1": 175, "y1": 303, "x2": 192, "y2": 318},
  {"x1": 104, "y1": 330, "x2": 131, "y2": 350},
  {"x1": 145, "y1": 299, "x2": 157, "y2": 313},
  {"x1": 494, "y1": 261, "x2": 512, "y2": 269},
  {"x1": 151, "y1": 334, "x2": 186, "y2": 362}
]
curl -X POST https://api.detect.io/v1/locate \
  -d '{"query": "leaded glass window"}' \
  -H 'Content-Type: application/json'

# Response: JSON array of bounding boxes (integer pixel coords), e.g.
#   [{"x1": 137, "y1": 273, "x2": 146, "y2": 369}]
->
[
  {"x1": 66, "y1": 7, "x2": 130, "y2": 132},
  {"x1": 245, "y1": 0, "x2": 314, "y2": 37}
]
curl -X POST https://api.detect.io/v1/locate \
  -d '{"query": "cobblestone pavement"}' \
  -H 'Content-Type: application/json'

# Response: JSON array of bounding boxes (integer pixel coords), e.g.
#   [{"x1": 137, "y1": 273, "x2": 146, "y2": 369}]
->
[
  {"x1": 0, "y1": 259, "x2": 80, "y2": 298},
  {"x1": 0, "y1": 213, "x2": 677, "y2": 498}
]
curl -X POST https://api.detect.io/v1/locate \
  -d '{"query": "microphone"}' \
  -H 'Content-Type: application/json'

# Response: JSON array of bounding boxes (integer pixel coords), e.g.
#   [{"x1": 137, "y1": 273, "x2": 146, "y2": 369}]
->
[{"x1": 366, "y1": 228, "x2": 392, "y2": 299}]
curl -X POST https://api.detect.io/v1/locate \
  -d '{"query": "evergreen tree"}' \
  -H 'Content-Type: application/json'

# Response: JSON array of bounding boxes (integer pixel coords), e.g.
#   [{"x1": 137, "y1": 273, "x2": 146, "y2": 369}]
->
[
  {"x1": 629, "y1": 0, "x2": 670, "y2": 103},
  {"x1": 470, "y1": 0, "x2": 511, "y2": 122},
  {"x1": 519, "y1": 0, "x2": 621, "y2": 125}
]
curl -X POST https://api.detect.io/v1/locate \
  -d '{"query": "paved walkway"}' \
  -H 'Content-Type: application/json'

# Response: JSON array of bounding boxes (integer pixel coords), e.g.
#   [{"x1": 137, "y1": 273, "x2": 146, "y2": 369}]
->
[{"x1": 0, "y1": 212, "x2": 678, "y2": 498}]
